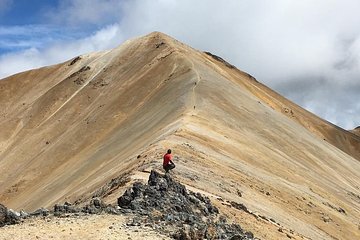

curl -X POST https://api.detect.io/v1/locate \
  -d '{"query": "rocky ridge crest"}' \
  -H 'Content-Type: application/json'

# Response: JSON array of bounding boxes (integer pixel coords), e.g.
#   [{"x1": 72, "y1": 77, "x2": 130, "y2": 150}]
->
[{"x1": 0, "y1": 170, "x2": 255, "y2": 240}]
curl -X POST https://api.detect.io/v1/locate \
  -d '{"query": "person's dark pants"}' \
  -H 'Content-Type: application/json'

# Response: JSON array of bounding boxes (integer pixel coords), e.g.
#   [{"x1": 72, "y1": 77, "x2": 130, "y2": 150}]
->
[{"x1": 163, "y1": 162, "x2": 175, "y2": 173}]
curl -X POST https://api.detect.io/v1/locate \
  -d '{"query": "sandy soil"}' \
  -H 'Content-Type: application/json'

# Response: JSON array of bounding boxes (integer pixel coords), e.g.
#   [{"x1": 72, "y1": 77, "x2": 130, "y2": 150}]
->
[{"x1": 0, "y1": 214, "x2": 170, "y2": 240}]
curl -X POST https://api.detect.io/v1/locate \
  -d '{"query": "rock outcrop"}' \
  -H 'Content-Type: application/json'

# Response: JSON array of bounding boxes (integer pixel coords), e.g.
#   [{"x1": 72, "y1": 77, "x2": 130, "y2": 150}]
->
[
  {"x1": 0, "y1": 203, "x2": 20, "y2": 227},
  {"x1": 1, "y1": 171, "x2": 255, "y2": 239},
  {"x1": 54, "y1": 198, "x2": 119, "y2": 216},
  {"x1": 117, "y1": 170, "x2": 255, "y2": 239}
]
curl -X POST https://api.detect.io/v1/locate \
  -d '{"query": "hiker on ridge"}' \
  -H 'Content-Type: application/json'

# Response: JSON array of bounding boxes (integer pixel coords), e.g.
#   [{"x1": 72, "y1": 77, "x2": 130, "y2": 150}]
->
[{"x1": 163, "y1": 149, "x2": 175, "y2": 173}]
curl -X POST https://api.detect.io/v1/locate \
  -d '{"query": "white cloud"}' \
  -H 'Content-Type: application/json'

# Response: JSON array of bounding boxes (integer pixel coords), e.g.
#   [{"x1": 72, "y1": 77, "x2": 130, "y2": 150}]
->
[
  {"x1": 0, "y1": 24, "x2": 122, "y2": 78},
  {"x1": 1, "y1": 0, "x2": 359, "y2": 129},
  {"x1": 45, "y1": 0, "x2": 123, "y2": 26},
  {"x1": 0, "y1": 25, "x2": 55, "y2": 51},
  {"x1": 116, "y1": 0, "x2": 360, "y2": 129},
  {"x1": 0, "y1": 48, "x2": 42, "y2": 77},
  {"x1": 0, "y1": 25, "x2": 54, "y2": 36}
]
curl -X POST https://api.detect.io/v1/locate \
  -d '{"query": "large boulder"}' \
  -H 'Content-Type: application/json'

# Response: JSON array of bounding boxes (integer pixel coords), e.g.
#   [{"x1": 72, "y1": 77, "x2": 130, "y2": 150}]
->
[
  {"x1": 0, "y1": 203, "x2": 20, "y2": 227},
  {"x1": 117, "y1": 170, "x2": 254, "y2": 239}
]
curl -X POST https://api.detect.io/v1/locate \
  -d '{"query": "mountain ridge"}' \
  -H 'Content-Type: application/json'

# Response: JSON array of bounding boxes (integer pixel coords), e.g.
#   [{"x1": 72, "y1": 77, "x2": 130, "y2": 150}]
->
[
  {"x1": 200, "y1": 46, "x2": 360, "y2": 161},
  {"x1": 0, "y1": 31, "x2": 359, "y2": 240}
]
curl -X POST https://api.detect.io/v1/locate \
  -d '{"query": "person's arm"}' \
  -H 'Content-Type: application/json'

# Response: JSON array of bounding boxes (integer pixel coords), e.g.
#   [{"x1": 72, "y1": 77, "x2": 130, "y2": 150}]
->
[{"x1": 170, "y1": 157, "x2": 174, "y2": 164}]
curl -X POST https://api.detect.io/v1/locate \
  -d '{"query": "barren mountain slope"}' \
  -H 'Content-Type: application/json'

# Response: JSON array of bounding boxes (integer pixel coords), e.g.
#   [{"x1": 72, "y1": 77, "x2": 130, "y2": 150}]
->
[
  {"x1": 225, "y1": 68, "x2": 360, "y2": 162},
  {"x1": 0, "y1": 33, "x2": 194, "y2": 209},
  {"x1": 0, "y1": 32, "x2": 359, "y2": 240},
  {"x1": 351, "y1": 126, "x2": 360, "y2": 137}
]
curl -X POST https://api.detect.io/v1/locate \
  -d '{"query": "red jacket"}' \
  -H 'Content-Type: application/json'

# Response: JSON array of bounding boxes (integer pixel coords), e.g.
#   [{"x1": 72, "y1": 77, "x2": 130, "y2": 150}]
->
[{"x1": 163, "y1": 153, "x2": 172, "y2": 166}]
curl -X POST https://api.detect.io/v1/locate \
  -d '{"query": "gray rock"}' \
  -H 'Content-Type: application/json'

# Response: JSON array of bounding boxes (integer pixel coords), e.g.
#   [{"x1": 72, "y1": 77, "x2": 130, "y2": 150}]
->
[
  {"x1": 245, "y1": 231, "x2": 254, "y2": 239},
  {"x1": 104, "y1": 206, "x2": 120, "y2": 215},
  {"x1": 0, "y1": 203, "x2": 7, "y2": 227},
  {"x1": 0, "y1": 203, "x2": 20, "y2": 227},
  {"x1": 117, "y1": 170, "x2": 255, "y2": 239},
  {"x1": 54, "y1": 203, "x2": 81, "y2": 214},
  {"x1": 229, "y1": 235, "x2": 244, "y2": 240},
  {"x1": 31, "y1": 208, "x2": 49, "y2": 216},
  {"x1": 82, "y1": 205, "x2": 101, "y2": 214},
  {"x1": 54, "y1": 204, "x2": 66, "y2": 213},
  {"x1": 90, "y1": 197, "x2": 104, "y2": 209},
  {"x1": 118, "y1": 189, "x2": 134, "y2": 207},
  {"x1": 230, "y1": 201, "x2": 249, "y2": 213},
  {"x1": 20, "y1": 210, "x2": 29, "y2": 218},
  {"x1": 7, "y1": 209, "x2": 20, "y2": 225}
]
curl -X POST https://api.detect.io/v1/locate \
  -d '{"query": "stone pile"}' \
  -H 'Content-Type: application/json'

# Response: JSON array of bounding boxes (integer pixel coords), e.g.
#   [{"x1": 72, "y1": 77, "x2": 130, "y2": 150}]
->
[
  {"x1": 117, "y1": 170, "x2": 255, "y2": 239},
  {"x1": 54, "y1": 198, "x2": 119, "y2": 216},
  {"x1": 1, "y1": 203, "x2": 55, "y2": 227},
  {"x1": 0, "y1": 203, "x2": 19, "y2": 227},
  {"x1": 0, "y1": 198, "x2": 118, "y2": 227},
  {"x1": 1, "y1": 171, "x2": 256, "y2": 239}
]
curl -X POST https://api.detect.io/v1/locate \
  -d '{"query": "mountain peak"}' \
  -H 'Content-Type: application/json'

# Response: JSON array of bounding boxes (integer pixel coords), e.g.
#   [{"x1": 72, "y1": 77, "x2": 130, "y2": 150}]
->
[
  {"x1": 0, "y1": 32, "x2": 359, "y2": 240},
  {"x1": 146, "y1": 31, "x2": 172, "y2": 39}
]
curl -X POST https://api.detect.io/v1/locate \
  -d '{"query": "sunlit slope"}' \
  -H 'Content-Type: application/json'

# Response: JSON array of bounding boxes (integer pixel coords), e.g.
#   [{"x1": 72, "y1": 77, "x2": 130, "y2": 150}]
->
[
  {"x1": 0, "y1": 33, "x2": 195, "y2": 210},
  {"x1": 0, "y1": 32, "x2": 359, "y2": 240},
  {"x1": 167, "y1": 48, "x2": 360, "y2": 239},
  {"x1": 220, "y1": 64, "x2": 360, "y2": 161}
]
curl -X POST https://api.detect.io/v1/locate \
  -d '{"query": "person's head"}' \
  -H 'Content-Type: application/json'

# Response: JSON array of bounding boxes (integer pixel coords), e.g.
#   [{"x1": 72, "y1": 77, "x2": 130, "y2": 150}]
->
[{"x1": 167, "y1": 149, "x2": 171, "y2": 154}]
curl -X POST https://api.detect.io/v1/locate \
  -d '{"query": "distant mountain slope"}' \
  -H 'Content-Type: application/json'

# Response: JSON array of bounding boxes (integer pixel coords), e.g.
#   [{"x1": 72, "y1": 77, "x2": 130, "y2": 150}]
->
[
  {"x1": 0, "y1": 32, "x2": 359, "y2": 240},
  {"x1": 351, "y1": 126, "x2": 360, "y2": 137},
  {"x1": 201, "y1": 52, "x2": 360, "y2": 161}
]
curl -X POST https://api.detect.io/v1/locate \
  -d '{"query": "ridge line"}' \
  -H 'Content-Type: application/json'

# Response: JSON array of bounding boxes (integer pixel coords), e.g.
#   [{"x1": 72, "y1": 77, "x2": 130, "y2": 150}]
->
[{"x1": 190, "y1": 59, "x2": 202, "y2": 112}]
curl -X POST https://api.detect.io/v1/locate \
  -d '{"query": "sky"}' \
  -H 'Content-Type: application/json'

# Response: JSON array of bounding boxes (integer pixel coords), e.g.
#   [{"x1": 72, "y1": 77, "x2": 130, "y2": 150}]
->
[{"x1": 0, "y1": 0, "x2": 359, "y2": 129}]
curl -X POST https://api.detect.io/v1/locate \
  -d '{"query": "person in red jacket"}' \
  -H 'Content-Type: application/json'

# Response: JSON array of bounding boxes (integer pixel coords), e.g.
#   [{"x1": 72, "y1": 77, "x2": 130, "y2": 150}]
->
[{"x1": 163, "y1": 149, "x2": 175, "y2": 173}]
